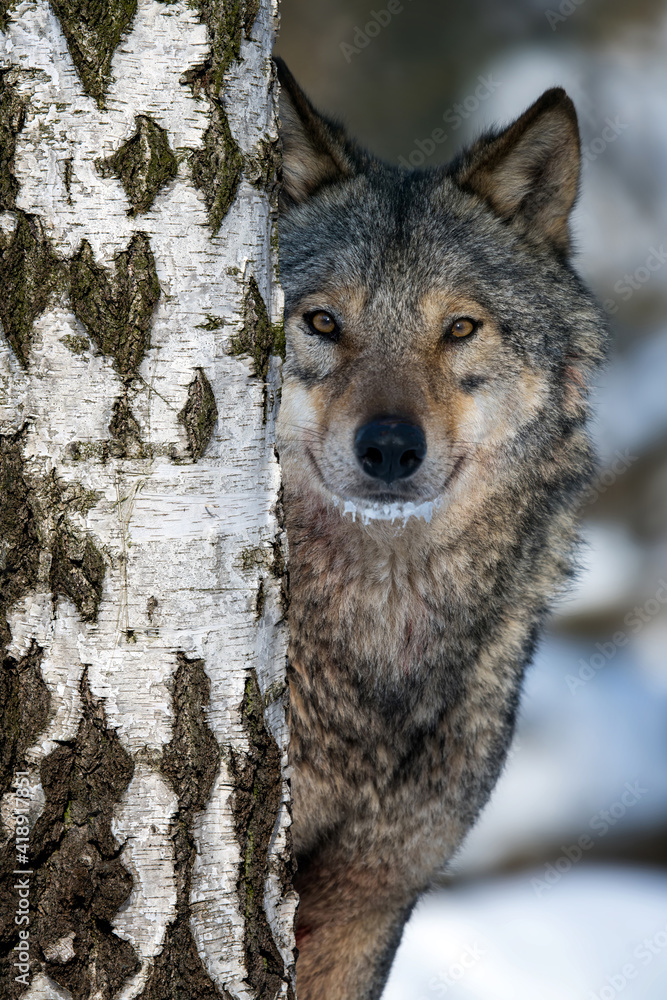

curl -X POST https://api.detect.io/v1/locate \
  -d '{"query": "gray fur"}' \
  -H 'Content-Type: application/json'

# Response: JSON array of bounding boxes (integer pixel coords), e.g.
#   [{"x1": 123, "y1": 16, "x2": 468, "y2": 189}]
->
[{"x1": 275, "y1": 58, "x2": 606, "y2": 1000}]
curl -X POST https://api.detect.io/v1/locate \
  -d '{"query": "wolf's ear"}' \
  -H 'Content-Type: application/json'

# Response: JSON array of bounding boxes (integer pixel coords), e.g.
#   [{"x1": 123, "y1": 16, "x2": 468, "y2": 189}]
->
[
  {"x1": 275, "y1": 57, "x2": 360, "y2": 207},
  {"x1": 454, "y1": 88, "x2": 580, "y2": 253}
]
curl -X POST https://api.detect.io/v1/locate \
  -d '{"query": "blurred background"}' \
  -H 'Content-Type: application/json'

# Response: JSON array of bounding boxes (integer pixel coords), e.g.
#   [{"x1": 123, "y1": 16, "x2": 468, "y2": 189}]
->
[{"x1": 276, "y1": 2, "x2": 667, "y2": 997}]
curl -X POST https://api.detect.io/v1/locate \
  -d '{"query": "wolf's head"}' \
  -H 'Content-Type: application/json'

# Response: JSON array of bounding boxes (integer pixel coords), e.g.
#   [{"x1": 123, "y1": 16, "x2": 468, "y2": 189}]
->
[{"x1": 275, "y1": 60, "x2": 605, "y2": 531}]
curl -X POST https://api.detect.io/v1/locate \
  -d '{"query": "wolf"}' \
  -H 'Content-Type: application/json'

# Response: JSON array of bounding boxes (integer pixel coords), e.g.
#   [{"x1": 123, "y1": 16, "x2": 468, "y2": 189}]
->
[{"x1": 275, "y1": 57, "x2": 606, "y2": 1000}]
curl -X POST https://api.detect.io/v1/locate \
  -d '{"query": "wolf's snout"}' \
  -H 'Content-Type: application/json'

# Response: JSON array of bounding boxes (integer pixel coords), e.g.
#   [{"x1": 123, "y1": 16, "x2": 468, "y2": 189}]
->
[{"x1": 354, "y1": 418, "x2": 426, "y2": 483}]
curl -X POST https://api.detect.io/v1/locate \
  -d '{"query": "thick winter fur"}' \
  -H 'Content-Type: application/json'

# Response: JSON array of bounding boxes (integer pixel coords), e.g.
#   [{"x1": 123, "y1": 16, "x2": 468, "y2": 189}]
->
[{"x1": 275, "y1": 58, "x2": 606, "y2": 1000}]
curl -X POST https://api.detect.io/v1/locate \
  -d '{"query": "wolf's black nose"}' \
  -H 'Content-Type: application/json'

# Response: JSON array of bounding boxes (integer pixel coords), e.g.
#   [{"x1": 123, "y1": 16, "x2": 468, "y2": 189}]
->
[{"x1": 354, "y1": 418, "x2": 426, "y2": 483}]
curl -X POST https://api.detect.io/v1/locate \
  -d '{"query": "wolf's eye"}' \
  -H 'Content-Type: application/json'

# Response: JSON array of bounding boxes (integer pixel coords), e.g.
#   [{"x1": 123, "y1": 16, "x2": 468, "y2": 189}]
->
[
  {"x1": 305, "y1": 310, "x2": 339, "y2": 340},
  {"x1": 447, "y1": 317, "x2": 479, "y2": 339}
]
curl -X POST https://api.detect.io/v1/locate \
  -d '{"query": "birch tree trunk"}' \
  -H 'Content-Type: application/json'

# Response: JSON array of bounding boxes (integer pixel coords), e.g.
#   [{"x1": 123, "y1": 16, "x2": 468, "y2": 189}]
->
[{"x1": 0, "y1": 2, "x2": 295, "y2": 999}]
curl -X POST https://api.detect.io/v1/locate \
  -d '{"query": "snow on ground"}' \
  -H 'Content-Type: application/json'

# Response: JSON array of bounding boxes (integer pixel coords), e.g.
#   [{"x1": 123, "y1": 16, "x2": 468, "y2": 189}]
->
[{"x1": 385, "y1": 866, "x2": 667, "y2": 1000}]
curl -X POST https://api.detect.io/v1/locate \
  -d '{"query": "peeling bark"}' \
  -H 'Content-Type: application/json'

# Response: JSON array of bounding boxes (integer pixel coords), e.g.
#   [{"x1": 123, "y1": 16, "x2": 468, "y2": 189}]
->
[{"x1": 1, "y1": 1, "x2": 293, "y2": 997}]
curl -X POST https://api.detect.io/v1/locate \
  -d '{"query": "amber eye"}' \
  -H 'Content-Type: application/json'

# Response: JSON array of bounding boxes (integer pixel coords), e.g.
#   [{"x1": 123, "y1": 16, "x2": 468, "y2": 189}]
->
[
  {"x1": 448, "y1": 317, "x2": 479, "y2": 339},
  {"x1": 306, "y1": 310, "x2": 339, "y2": 339}
]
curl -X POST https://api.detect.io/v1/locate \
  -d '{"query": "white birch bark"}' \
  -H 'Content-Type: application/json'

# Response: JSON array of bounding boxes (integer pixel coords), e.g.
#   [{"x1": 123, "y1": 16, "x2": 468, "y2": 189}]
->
[{"x1": 0, "y1": 2, "x2": 295, "y2": 998}]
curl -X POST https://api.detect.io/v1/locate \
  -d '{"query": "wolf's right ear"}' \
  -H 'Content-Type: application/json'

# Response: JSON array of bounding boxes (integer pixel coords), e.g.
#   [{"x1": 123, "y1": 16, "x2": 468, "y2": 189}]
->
[{"x1": 275, "y1": 58, "x2": 360, "y2": 208}]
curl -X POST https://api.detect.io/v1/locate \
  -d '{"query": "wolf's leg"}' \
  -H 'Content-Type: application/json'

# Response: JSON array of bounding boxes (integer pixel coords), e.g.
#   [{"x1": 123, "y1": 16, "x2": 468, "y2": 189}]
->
[{"x1": 294, "y1": 857, "x2": 416, "y2": 1000}]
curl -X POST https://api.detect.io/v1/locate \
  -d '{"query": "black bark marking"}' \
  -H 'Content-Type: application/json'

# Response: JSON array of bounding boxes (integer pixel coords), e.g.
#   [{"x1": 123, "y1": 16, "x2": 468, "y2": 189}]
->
[
  {"x1": 229, "y1": 276, "x2": 275, "y2": 381},
  {"x1": 190, "y1": 96, "x2": 243, "y2": 235},
  {"x1": 271, "y1": 499, "x2": 289, "y2": 620},
  {"x1": 70, "y1": 232, "x2": 161, "y2": 378},
  {"x1": 35, "y1": 469, "x2": 106, "y2": 623},
  {"x1": 242, "y1": 0, "x2": 260, "y2": 39},
  {"x1": 178, "y1": 368, "x2": 218, "y2": 461},
  {"x1": 188, "y1": 0, "x2": 261, "y2": 91},
  {"x1": 49, "y1": 528, "x2": 105, "y2": 623},
  {"x1": 180, "y1": 0, "x2": 254, "y2": 235},
  {"x1": 0, "y1": 641, "x2": 50, "y2": 834},
  {"x1": 180, "y1": 0, "x2": 275, "y2": 234},
  {"x1": 0, "y1": 427, "x2": 40, "y2": 649},
  {"x1": 245, "y1": 135, "x2": 281, "y2": 197},
  {"x1": 0, "y1": 670, "x2": 138, "y2": 998},
  {"x1": 1, "y1": 428, "x2": 105, "y2": 644},
  {"x1": 108, "y1": 394, "x2": 145, "y2": 458},
  {"x1": 0, "y1": 0, "x2": 16, "y2": 32},
  {"x1": 139, "y1": 652, "x2": 232, "y2": 1000},
  {"x1": 0, "y1": 68, "x2": 27, "y2": 211},
  {"x1": 229, "y1": 277, "x2": 284, "y2": 421},
  {"x1": 0, "y1": 212, "x2": 63, "y2": 368},
  {"x1": 97, "y1": 115, "x2": 178, "y2": 216},
  {"x1": 63, "y1": 156, "x2": 73, "y2": 204},
  {"x1": 49, "y1": 0, "x2": 138, "y2": 108},
  {"x1": 229, "y1": 670, "x2": 286, "y2": 999}
]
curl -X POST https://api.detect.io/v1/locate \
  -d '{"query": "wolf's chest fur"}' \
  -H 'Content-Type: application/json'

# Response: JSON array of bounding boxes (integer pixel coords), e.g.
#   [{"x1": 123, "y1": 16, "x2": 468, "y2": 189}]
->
[
  {"x1": 285, "y1": 468, "x2": 568, "y2": 867},
  {"x1": 275, "y1": 58, "x2": 606, "y2": 1000}
]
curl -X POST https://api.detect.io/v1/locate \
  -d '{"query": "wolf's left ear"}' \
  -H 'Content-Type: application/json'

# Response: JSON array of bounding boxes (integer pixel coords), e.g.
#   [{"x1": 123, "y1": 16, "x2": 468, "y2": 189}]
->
[
  {"x1": 275, "y1": 57, "x2": 361, "y2": 208},
  {"x1": 454, "y1": 88, "x2": 580, "y2": 253}
]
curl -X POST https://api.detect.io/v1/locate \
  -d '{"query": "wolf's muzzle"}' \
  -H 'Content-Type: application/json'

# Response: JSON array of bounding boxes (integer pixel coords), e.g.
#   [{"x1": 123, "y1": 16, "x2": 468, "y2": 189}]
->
[{"x1": 354, "y1": 418, "x2": 426, "y2": 484}]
